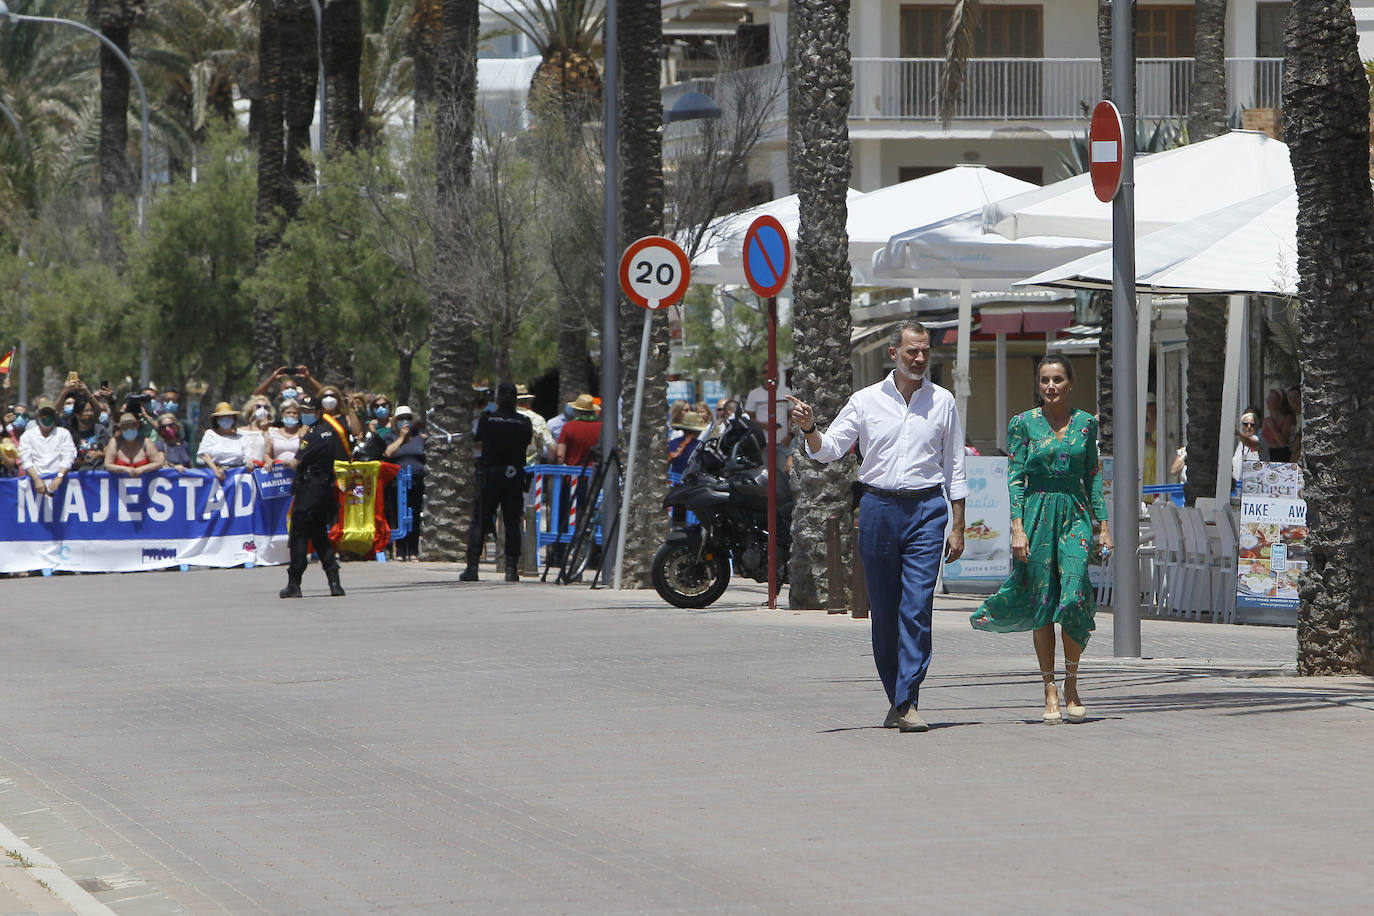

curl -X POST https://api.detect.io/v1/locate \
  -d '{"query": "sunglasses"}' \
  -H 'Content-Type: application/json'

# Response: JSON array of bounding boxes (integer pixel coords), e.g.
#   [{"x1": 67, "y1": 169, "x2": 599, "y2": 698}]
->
[{"x1": 1241, "y1": 421, "x2": 1257, "y2": 428}]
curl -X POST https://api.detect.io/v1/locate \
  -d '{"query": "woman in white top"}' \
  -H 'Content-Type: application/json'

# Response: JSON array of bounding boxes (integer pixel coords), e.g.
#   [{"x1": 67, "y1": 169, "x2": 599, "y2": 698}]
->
[
  {"x1": 1232, "y1": 407, "x2": 1268, "y2": 483},
  {"x1": 238, "y1": 396, "x2": 273, "y2": 466},
  {"x1": 266, "y1": 400, "x2": 305, "y2": 467},
  {"x1": 198, "y1": 401, "x2": 248, "y2": 481}
]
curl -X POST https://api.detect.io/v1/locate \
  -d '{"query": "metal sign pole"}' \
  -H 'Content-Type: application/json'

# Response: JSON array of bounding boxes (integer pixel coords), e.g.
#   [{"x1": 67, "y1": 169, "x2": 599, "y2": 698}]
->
[
  {"x1": 599, "y1": 0, "x2": 620, "y2": 587},
  {"x1": 1111, "y1": 0, "x2": 1141, "y2": 657},
  {"x1": 766, "y1": 295, "x2": 778, "y2": 609},
  {"x1": 613, "y1": 307, "x2": 655, "y2": 589}
]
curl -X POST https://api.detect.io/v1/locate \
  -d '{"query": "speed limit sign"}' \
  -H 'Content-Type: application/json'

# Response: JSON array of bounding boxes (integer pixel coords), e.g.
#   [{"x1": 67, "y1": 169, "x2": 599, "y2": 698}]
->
[{"x1": 618, "y1": 236, "x2": 691, "y2": 309}]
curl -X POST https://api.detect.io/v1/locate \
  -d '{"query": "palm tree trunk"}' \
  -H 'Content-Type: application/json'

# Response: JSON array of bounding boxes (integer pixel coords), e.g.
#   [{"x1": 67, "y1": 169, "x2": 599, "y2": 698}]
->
[
  {"x1": 558, "y1": 312, "x2": 589, "y2": 407},
  {"x1": 423, "y1": 0, "x2": 482, "y2": 562},
  {"x1": 88, "y1": 0, "x2": 140, "y2": 253},
  {"x1": 1097, "y1": 0, "x2": 1112, "y2": 100},
  {"x1": 615, "y1": 0, "x2": 668, "y2": 588},
  {"x1": 323, "y1": 0, "x2": 364, "y2": 151},
  {"x1": 253, "y1": 0, "x2": 288, "y2": 376},
  {"x1": 407, "y1": 0, "x2": 441, "y2": 127},
  {"x1": 1096, "y1": 291, "x2": 1114, "y2": 454},
  {"x1": 280, "y1": 0, "x2": 318, "y2": 214},
  {"x1": 788, "y1": 0, "x2": 855, "y2": 609},
  {"x1": 1181, "y1": 0, "x2": 1230, "y2": 503},
  {"x1": 1282, "y1": 0, "x2": 1374, "y2": 675}
]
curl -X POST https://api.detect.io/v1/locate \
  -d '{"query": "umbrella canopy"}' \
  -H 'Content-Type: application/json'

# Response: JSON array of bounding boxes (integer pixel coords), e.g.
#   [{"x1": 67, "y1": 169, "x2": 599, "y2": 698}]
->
[
  {"x1": 871, "y1": 208, "x2": 1107, "y2": 291},
  {"x1": 1018, "y1": 185, "x2": 1298, "y2": 296},
  {"x1": 687, "y1": 190, "x2": 861, "y2": 286},
  {"x1": 984, "y1": 131, "x2": 1293, "y2": 242},
  {"x1": 713, "y1": 166, "x2": 1034, "y2": 285}
]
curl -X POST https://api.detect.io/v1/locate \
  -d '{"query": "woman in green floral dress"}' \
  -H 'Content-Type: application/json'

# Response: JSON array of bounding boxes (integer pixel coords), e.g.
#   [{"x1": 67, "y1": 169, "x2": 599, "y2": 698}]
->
[{"x1": 971, "y1": 356, "x2": 1112, "y2": 723}]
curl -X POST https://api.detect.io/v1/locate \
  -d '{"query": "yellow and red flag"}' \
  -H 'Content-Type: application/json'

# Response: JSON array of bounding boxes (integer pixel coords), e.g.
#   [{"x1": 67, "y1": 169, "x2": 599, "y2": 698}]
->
[{"x1": 0, "y1": 349, "x2": 13, "y2": 375}]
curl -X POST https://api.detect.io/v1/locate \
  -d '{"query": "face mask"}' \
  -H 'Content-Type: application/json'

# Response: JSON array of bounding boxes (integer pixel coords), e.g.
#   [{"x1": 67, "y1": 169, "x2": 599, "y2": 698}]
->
[
  {"x1": 254, "y1": 406, "x2": 270, "y2": 421},
  {"x1": 163, "y1": 400, "x2": 177, "y2": 412},
  {"x1": 160, "y1": 426, "x2": 178, "y2": 441},
  {"x1": 39, "y1": 414, "x2": 55, "y2": 428},
  {"x1": 99, "y1": 411, "x2": 109, "y2": 425},
  {"x1": 11, "y1": 416, "x2": 26, "y2": 431},
  {"x1": 217, "y1": 417, "x2": 234, "y2": 430},
  {"x1": 374, "y1": 406, "x2": 390, "y2": 421},
  {"x1": 121, "y1": 428, "x2": 139, "y2": 442},
  {"x1": 283, "y1": 416, "x2": 300, "y2": 429},
  {"x1": 321, "y1": 396, "x2": 338, "y2": 411},
  {"x1": 300, "y1": 413, "x2": 317, "y2": 427},
  {"x1": 62, "y1": 403, "x2": 74, "y2": 416},
  {"x1": 281, "y1": 388, "x2": 298, "y2": 400}
]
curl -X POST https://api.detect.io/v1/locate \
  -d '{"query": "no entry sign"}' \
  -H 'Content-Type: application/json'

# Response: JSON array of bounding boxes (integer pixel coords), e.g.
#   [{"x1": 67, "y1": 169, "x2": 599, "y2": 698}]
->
[
  {"x1": 1089, "y1": 100, "x2": 1124, "y2": 203},
  {"x1": 742, "y1": 215, "x2": 792, "y2": 298},
  {"x1": 619, "y1": 236, "x2": 690, "y2": 309}
]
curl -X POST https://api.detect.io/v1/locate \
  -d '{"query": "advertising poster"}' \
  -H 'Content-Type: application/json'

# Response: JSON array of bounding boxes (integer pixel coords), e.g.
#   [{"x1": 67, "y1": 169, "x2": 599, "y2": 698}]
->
[
  {"x1": 701, "y1": 379, "x2": 728, "y2": 405},
  {"x1": 1235, "y1": 461, "x2": 1306, "y2": 611},
  {"x1": 944, "y1": 456, "x2": 1012, "y2": 582},
  {"x1": 666, "y1": 380, "x2": 695, "y2": 404}
]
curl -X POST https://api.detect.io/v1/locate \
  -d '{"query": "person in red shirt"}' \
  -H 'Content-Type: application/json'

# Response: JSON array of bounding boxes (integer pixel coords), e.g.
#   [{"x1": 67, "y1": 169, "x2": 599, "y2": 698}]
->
[{"x1": 556, "y1": 393, "x2": 602, "y2": 467}]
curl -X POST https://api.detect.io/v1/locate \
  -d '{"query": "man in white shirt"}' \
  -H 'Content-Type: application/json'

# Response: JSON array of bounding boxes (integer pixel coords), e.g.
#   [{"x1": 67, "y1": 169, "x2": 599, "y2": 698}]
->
[
  {"x1": 18, "y1": 397, "x2": 77, "y2": 497},
  {"x1": 788, "y1": 321, "x2": 967, "y2": 733}
]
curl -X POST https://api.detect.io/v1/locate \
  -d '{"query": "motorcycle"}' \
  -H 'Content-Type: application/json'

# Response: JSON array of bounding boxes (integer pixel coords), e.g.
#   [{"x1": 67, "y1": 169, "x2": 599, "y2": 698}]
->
[{"x1": 652, "y1": 414, "x2": 793, "y2": 608}]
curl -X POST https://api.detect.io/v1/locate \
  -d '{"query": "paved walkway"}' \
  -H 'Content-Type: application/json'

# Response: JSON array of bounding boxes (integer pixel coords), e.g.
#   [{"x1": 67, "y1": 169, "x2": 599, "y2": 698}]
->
[{"x1": 0, "y1": 563, "x2": 1369, "y2": 914}]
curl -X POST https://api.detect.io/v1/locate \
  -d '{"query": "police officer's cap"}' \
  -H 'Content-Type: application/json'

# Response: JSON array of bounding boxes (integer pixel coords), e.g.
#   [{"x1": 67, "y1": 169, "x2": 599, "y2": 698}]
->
[{"x1": 296, "y1": 393, "x2": 319, "y2": 411}]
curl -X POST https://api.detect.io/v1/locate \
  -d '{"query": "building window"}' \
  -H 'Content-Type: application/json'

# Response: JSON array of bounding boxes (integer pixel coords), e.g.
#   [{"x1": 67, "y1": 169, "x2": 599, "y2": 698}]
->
[
  {"x1": 1256, "y1": 3, "x2": 1289, "y2": 57},
  {"x1": 1135, "y1": 6, "x2": 1194, "y2": 58},
  {"x1": 900, "y1": 5, "x2": 1044, "y2": 58},
  {"x1": 899, "y1": 165, "x2": 1043, "y2": 185}
]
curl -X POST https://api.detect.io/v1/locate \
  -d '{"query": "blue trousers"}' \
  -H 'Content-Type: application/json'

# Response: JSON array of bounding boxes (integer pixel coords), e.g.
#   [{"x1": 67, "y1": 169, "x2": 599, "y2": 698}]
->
[{"x1": 857, "y1": 491, "x2": 948, "y2": 708}]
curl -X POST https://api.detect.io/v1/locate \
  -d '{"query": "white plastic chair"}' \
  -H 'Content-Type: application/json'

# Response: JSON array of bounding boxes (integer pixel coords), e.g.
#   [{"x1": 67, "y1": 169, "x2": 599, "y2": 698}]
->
[
  {"x1": 1177, "y1": 506, "x2": 1231, "y2": 621},
  {"x1": 1147, "y1": 502, "x2": 1185, "y2": 617}
]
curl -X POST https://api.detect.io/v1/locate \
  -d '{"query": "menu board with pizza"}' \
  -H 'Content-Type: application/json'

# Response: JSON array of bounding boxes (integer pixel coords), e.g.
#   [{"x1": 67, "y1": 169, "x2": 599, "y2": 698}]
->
[{"x1": 1236, "y1": 462, "x2": 1307, "y2": 610}]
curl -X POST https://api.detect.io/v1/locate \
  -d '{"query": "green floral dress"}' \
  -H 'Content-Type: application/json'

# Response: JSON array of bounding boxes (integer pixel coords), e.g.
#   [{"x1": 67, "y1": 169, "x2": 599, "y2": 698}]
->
[{"x1": 970, "y1": 408, "x2": 1107, "y2": 647}]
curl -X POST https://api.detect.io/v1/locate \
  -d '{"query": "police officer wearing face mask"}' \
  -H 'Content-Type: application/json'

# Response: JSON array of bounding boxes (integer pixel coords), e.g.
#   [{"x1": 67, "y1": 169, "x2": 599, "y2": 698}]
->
[
  {"x1": 460, "y1": 382, "x2": 533, "y2": 583},
  {"x1": 280, "y1": 393, "x2": 351, "y2": 599}
]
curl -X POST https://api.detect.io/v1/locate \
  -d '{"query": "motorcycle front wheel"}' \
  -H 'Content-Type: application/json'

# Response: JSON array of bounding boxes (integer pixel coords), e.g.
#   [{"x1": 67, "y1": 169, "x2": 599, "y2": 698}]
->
[{"x1": 651, "y1": 540, "x2": 731, "y2": 608}]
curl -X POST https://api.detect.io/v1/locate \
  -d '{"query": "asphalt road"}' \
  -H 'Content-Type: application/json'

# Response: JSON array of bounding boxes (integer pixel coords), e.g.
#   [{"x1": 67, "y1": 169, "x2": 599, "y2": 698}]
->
[{"x1": 0, "y1": 563, "x2": 1369, "y2": 914}]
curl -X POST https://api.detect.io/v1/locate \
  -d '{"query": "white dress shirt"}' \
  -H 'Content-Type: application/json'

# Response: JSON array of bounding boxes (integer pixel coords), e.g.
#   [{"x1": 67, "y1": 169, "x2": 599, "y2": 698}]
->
[
  {"x1": 197, "y1": 428, "x2": 249, "y2": 468},
  {"x1": 18, "y1": 424, "x2": 77, "y2": 476},
  {"x1": 805, "y1": 372, "x2": 968, "y2": 500}
]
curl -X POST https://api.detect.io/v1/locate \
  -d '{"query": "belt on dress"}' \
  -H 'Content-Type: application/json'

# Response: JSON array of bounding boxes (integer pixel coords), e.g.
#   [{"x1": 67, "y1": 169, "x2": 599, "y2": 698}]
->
[{"x1": 859, "y1": 482, "x2": 943, "y2": 500}]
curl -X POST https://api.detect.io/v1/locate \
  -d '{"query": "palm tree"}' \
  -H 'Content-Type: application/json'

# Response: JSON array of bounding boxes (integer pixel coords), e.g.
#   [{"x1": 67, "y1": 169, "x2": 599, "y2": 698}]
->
[
  {"x1": 485, "y1": 0, "x2": 603, "y2": 124},
  {"x1": 360, "y1": 0, "x2": 415, "y2": 145},
  {"x1": 323, "y1": 0, "x2": 364, "y2": 151},
  {"x1": 405, "y1": 0, "x2": 441, "y2": 123},
  {"x1": 1281, "y1": 0, "x2": 1374, "y2": 675},
  {"x1": 788, "y1": 0, "x2": 855, "y2": 609},
  {"x1": 422, "y1": 0, "x2": 482, "y2": 561},
  {"x1": 614, "y1": 0, "x2": 668, "y2": 586},
  {"x1": 86, "y1": 0, "x2": 144, "y2": 246},
  {"x1": 279, "y1": 0, "x2": 318, "y2": 200},
  {"x1": 1180, "y1": 0, "x2": 1229, "y2": 504},
  {"x1": 252, "y1": 0, "x2": 288, "y2": 375}
]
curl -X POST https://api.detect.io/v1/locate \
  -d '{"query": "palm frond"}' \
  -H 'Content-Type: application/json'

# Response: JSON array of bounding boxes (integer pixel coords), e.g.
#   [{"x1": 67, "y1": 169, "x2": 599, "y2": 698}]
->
[{"x1": 939, "y1": 0, "x2": 980, "y2": 127}]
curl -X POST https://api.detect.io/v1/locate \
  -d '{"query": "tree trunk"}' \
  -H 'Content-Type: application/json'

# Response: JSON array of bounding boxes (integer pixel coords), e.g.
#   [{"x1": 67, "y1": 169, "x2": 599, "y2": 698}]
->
[
  {"x1": 558, "y1": 309, "x2": 589, "y2": 407},
  {"x1": 253, "y1": 0, "x2": 287, "y2": 377},
  {"x1": 407, "y1": 0, "x2": 441, "y2": 127},
  {"x1": 787, "y1": 0, "x2": 855, "y2": 609},
  {"x1": 1182, "y1": 296, "x2": 1225, "y2": 502},
  {"x1": 423, "y1": 0, "x2": 481, "y2": 562},
  {"x1": 1180, "y1": 0, "x2": 1229, "y2": 503},
  {"x1": 1097, "y1": 0, "x2": 1112, "y2": 101},
  {"x1": 615, "y1": 0, "x2": 668, "y2": 587},
  {"x1": 395, "y1": 350, "x2": 414, "y2": 408},
  {"x1": 280, "y1": 0, "x2": 318, "y2": 215},
  {"x1": 88, "y1": 0, "x2": 141, "y2": 254},
  {"x1": 323, "y1": 0, "x2": 364, "y2": 152},
  {"x1": 1282, "y1": 0, "x2": 1374, "y2": 674}
]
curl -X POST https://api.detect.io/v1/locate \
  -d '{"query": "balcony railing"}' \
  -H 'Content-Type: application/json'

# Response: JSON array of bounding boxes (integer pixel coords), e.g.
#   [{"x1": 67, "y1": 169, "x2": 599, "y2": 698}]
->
[{"x1": 849, "y1": 57, "x2": 1285, "y2": 121}]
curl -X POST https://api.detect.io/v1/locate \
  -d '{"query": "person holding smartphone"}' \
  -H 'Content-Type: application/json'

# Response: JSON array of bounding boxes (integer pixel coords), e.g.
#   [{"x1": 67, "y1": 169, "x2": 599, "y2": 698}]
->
[{"x1": 384, "y1": 406, "x2": 426, "y2": 561}]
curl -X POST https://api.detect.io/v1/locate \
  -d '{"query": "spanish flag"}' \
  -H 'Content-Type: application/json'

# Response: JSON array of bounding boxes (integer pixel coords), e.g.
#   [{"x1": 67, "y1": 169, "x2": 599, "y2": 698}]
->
[{"x1": 0, "y1": 349, "x2": 12, "y2": 375}]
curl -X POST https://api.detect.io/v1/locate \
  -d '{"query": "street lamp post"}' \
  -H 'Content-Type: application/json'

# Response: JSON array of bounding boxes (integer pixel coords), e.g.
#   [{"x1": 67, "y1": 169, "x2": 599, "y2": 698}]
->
[
  {"x1": 599, "y1": 0, "x2": 620, "y2": 584},
  {"x1": 0, "y1": 0, "x2": 154, "y2": 386}
]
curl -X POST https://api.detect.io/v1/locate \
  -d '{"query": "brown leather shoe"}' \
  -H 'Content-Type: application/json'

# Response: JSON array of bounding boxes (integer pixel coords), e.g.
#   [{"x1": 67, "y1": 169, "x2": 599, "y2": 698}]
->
[
  {"x1": 883, "y1": 704, "x2": 903, "y2": 728},
  {"x1": 898, "y1": 704, "x2": 929, "y2": 732}
]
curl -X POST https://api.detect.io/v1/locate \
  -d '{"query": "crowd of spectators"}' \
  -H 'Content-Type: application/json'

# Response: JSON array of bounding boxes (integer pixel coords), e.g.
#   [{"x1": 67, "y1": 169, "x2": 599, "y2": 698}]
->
[{"x1": 1, "y1": 366, "x2": 429, "y2": 560}]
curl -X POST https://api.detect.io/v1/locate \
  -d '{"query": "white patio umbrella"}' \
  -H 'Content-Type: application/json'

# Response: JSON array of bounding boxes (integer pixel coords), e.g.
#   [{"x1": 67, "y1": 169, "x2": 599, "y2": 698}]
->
[
  {"x1": 715, "y1": 165, "x2": 1035, "y2": 285},
  {"x1": 870, "y1": 208, "x2": 1106, "y2": 443},
  {"x1": 984, "y1": 131, "x2": 1294, "y2": 242},
  {"x1": 687, "y1": 190, "x2": 862, "y2": 286},
  {"x1": 1017, "y1": 185, "x2": 1299, "y2": 501}
]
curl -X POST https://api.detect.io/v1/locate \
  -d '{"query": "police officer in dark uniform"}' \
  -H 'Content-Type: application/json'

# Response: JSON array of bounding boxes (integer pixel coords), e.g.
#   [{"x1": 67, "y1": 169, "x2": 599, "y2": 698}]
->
[
  {"x1": 280, "y1": 393, "x2": 350, "y2": 598},
  {"x1": 460, "y1": 382, "x2": 533, "y2": 583}
]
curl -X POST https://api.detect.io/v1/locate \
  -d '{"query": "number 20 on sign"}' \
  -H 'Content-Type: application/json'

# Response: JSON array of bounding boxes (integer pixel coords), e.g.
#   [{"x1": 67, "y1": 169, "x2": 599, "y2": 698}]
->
[{"x1": 618, "y1": 236, "x2": 691, "y2": 310}]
